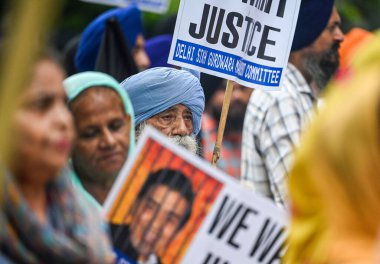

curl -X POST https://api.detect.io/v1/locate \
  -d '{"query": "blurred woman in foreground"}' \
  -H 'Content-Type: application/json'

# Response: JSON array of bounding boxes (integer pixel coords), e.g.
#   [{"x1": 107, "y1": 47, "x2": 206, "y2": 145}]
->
[
  {"x1": 0, "y1": 52, "x2": 114, "y2": 263},
  {"x1": 286, "y1": 34, "x2": 380, "y2": 263}
]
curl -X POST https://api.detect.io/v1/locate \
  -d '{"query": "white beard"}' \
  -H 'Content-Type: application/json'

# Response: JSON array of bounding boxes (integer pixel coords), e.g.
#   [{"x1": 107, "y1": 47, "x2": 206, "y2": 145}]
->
[
  {"x1": 168, "y1": 135, "x2": 198, "y2": 154},
  {"x1": 136, "y1": 122, "x2": 198, "y2": 154}
]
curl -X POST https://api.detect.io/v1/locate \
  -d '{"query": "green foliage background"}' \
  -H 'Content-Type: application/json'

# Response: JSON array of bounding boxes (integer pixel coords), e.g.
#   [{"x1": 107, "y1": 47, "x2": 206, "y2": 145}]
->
[
  {"x1": 51, "y1": 0, "x2": 380, "y2": 44},
  {"x1": 2, "y1": 0, "x2": 380, "y2": 49},
  {"x1": 336, "y1": 0, "x2": 380, "y2": 31}
]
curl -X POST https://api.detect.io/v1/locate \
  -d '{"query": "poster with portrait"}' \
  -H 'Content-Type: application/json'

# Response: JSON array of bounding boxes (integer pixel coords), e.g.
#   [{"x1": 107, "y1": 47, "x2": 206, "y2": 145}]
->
[{"x1": 104, "y1": 126, "x2": 288, "y2": 264}]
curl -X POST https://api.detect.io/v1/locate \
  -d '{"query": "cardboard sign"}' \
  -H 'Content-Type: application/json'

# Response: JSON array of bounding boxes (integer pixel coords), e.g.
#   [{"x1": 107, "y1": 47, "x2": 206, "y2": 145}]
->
[
  {"x1": 104, "y1": 127, "x2": 288, "y2": 264},
  {"x1": 80, "y1": 0, "x2": 171, "y2": 14},
  {"x1": 168, "y1": 0, "x2": 301, "y2": 90}
]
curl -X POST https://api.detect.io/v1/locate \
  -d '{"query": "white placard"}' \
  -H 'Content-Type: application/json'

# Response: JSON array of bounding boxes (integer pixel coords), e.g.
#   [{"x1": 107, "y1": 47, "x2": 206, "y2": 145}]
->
[
  {"x1": 104, "y1": 126, "x2": 288, "y2": 263},
  {"x1": 168, "y1": 0, "x2": 301, "y2": 90}
]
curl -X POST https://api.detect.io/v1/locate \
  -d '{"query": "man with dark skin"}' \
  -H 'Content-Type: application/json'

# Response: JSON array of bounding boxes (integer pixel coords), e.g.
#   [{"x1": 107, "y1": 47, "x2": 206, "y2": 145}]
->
[{"x1": 241, "y1": 3, "x2": 344, "y2": 207}]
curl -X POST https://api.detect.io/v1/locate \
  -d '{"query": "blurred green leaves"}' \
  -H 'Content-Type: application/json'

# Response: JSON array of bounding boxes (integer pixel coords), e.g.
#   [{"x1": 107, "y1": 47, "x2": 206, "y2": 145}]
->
[
  {"x1": 336, "y1": 0, "x2": 380, "y2": 31},
  {"x1": 12, "y1": 0, "x2": 379, "y2": 50}
]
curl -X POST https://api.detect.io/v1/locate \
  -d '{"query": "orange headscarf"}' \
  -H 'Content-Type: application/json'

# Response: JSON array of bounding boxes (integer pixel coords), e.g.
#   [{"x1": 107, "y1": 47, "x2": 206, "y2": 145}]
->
[
  {"x1": 286, "y1": 31, "x2": 380, "y2": 264},
  {"x1": 335, "y1": 28, "x2": 374, "y2": 80}
]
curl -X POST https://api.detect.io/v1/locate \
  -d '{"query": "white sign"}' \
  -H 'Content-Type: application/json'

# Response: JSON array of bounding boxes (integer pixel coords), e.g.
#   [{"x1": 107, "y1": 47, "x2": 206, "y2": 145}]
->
[
  {"x1": 168, "y1": 0, "x2": 301, "y2": 90},
  {"x1": 104, "y1": 126, "x2": 288, "y2": 263},
  {"x1": 181, "y1": 183, "x2": 287, "y2": 264},
  {"x1": 81, "y1": 0, "x2": 171, "y2": 14}
]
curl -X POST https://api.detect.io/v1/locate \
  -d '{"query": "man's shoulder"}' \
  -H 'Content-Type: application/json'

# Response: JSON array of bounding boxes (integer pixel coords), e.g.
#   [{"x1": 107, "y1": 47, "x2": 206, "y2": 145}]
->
[
  {"x1": 248, "y1": 84, "x2": 299, "y2": 113},
  {"x1": 250, "y1": 65, "x2": 307, "y2": 106},
  {"x1": 246, "y1": 82, "x2": 307, "y2": 135}
]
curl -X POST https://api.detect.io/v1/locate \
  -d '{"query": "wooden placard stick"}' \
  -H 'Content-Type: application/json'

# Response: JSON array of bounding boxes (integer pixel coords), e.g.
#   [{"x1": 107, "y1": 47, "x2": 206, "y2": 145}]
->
[{"x1": 211, "y1": 80, "x2": 234, "y2": 166}]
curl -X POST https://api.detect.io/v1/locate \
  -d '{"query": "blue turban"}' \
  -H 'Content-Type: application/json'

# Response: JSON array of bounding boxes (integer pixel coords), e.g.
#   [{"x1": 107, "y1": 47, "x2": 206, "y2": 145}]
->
[
  {"x1": 145, "y1": 34, "x2": 173, "y2": 68},
  {"x1": 291, "y1": 0, "x2": 334, "y2": 51},
  {"x1": 75, "y1": 5, "x2": 143, "y2": 72},
  {"x1": 121, "y1": 67, "x2": 205, "y2": 136}
]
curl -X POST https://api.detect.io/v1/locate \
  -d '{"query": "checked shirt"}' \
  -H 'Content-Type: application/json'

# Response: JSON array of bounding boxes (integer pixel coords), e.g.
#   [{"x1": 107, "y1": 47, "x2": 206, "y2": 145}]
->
[{"x1": 241, "y1": 63, "x2": 317, "y2": 208}]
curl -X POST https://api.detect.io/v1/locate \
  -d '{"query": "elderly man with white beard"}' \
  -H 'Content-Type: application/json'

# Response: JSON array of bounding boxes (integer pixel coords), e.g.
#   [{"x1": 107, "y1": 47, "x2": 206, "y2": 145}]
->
[{"x1": 121, "y1": 67, "x2": 205, "y2": 154}]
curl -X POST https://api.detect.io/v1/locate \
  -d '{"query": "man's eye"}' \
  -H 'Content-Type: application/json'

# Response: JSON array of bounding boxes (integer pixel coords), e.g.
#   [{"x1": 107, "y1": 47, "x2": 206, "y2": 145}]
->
[
  {"x1": 144, "y1": 200, "x2": 159, "y2": 213},
  {"x1": 328, "y1": 24, "x2": 339, "y2": 33},
  {"x1": 184, "y1": 114, "x2": 192, "y2": 121},
  {"x1": 161, "y1": 114, "x2": 174, "y2": 121},
  {"x1": 166, "y1": 214, "x2": 180, "y2": 226}
]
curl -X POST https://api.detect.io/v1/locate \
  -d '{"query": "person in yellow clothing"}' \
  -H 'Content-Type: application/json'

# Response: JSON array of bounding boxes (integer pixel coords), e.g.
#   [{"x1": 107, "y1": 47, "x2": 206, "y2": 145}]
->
[{"x1": 285, "y1": 32, "x2": 380, "y2": 264}]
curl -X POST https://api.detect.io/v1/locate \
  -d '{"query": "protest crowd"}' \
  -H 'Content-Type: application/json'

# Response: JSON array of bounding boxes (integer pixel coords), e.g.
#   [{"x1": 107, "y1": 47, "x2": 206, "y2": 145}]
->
[{"x1": 1, "y1": 0, "x2": 380, "y2": 263}]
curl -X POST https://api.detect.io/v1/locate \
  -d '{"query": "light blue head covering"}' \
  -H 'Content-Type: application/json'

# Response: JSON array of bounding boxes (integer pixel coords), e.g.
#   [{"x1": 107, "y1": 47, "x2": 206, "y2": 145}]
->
[
  {"x1": 63, "y1": 71, "x2": 135, "y2": 209},
  {"x1": 121, "y1": 67, "x2": 205, "y2": 136}
]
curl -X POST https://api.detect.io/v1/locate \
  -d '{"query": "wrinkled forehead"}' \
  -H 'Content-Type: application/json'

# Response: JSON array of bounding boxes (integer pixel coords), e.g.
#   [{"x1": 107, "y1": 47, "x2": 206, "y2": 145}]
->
[{"x1": 159, "y1": 104, "x2": 192, "y2": 115}]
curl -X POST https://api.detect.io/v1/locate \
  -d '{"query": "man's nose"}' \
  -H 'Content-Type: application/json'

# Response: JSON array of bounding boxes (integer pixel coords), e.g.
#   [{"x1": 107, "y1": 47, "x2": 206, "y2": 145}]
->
[
  {"x1": 334, "y1": 26, "x2": 344, "y2": 43},
  {"x1": 172, "y1": 117, "x2": 191, "y2": 136}
]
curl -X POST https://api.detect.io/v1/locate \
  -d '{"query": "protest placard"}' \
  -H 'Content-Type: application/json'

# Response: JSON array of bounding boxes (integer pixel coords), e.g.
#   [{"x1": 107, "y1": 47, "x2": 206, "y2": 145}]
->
[
  {"x1": 80, "y1": 0, "x2": 171, "y2": 14},
  {"x1": 168, "y1": 0, "x2": 301, "y2": 90},
  {"x1": 104, "y1": 126, "x2": 288, "y2": 264}
]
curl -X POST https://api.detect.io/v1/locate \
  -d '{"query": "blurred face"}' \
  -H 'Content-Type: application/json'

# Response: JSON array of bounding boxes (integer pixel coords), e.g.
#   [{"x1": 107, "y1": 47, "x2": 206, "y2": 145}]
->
[
  {"x1": 129, "y1": 185, "x2": 189, "y2": 261},
  {"x1": 133, "y1": 34, "x2": 151, "y2": 72},
  {"x1": 71, "y1": 88, "x2": 130, "y2": 184},
  {"x1": 210, "y1": 82, "x2": 252, "y2": 132},
  {"x1": 302, "y1": 8, "x2": 344, "y2": 89},
  {"x1": 12, "y1": 59, "x2": 74, "y2": 183}
]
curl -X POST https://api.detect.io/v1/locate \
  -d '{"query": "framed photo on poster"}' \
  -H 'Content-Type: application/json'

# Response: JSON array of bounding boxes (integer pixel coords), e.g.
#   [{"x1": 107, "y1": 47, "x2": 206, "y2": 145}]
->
[{"x1": 104, "y1": 126, "x2": 288, "y2": 264}]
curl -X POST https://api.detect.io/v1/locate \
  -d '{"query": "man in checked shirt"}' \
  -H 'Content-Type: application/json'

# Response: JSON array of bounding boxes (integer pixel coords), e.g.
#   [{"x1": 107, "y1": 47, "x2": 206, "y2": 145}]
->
[{"x1": 241, "y1": 0, "x2": 344, "y2": 208}]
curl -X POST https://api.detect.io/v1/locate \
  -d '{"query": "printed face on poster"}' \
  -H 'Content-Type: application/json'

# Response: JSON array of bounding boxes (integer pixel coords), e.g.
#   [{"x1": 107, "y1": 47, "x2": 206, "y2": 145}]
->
[
  {"x1": 168, "y1": 0, "x2": 301, "y2": 91},
  {"x1": 80, "y1": 0, "x2": 171, "y2": 14},
  {"x1": 104, "y1": 126, "x2": 288, "y2": 264}
]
